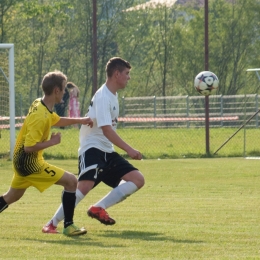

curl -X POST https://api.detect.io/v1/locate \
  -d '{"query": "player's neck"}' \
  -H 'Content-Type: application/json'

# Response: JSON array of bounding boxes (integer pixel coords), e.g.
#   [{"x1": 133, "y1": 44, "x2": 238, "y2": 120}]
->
[
  {"x1": 42, "y1": 95, "x2": 55, "y2": 111},
  {"x1": 105, "y1": 81, "x2": 117, "y2": 95}
]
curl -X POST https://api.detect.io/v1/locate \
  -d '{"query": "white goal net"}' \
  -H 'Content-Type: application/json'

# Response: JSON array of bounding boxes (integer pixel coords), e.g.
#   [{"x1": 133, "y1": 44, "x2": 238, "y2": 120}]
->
[{"x1": 0, "y1": 44, "x2": 15, "y2": 160}]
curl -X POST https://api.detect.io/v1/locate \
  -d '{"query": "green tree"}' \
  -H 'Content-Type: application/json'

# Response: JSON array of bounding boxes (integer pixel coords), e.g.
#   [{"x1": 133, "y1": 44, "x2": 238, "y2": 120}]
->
[
  {"x1": 3, "y1": 0, "x2": 260, "y2": 116},
  {"x1": 209, "y1": 0, "x2": 260, "y2": 95},
  {"x1": 9, "y1": 0, "x2": 71, "y2": 112},
  {"x1": 0, "y1": 0, "x2": 23, "y2": 43}
]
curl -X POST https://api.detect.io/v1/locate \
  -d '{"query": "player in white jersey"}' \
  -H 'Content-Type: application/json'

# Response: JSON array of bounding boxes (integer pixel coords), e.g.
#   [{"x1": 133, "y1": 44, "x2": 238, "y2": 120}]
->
[{"x1": 43, "y1": 57, "x2": 145, "y2": 231}]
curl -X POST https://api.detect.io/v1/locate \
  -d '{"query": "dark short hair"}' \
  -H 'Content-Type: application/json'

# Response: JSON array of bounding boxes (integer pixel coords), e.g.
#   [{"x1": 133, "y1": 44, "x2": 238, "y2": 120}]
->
[
  {"x1": 106, "y1": 57, "x2": 131, "y2": 78},
  {"x1": 41, "y1": 70, "x2": 67, "y2": 95},
  {"x1": 66, "y1": 82, "x2": 77, "y2": 89},
  {"x1": 67, "y1": 82, "x2": 80, "y2": 97}
]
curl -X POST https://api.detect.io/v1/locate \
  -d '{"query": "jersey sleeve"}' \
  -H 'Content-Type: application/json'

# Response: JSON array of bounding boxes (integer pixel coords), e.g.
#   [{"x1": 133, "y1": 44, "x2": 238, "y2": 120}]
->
[
  {"x1": 52, "y1": 112, "x2": 60, "y2": 126},
  {"x1": 95, "y1": 96, "x2": 112, "y2": 127}
]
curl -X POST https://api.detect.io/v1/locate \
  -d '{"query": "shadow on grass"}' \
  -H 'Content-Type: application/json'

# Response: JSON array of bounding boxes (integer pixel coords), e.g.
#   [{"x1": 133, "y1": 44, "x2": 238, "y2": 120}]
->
[
  {"x1": 21, "y1": 236, "x2": 110, "y2": 247},
  {"x1": 22, "y1": 230, "x2": 204, "y2": 246},
  {"x1": 101, "y1": 230, "x2": 204, "y2": 244}
]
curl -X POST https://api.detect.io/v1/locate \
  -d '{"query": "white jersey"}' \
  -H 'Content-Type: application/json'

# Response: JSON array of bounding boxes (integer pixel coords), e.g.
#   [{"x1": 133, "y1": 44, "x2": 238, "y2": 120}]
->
[{"x1": 79, "y1": 84, "x2": 119, "y2": 155}]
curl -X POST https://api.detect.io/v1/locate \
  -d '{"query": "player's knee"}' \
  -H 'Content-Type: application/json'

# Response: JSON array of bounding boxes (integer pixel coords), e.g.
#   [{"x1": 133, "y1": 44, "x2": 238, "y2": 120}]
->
[
  {"x1": 137, "y1": 174, "x2": 145, "y2": 189},
  {"x1": 63, "y1": 173, "x2": 77, "y2": 191},
  {"x1": 124, "y1": 171, "x2": 145, "y2": 189},
  {"x1": 68, "y1": 176, "x2": 77, "y2": 190},
  {"x1": 132, "y1": 172, "x2": 145, "y2": 189}
]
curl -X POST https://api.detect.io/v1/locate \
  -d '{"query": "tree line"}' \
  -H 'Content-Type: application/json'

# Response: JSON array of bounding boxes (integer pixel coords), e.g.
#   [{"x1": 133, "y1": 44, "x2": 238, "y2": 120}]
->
[{"x1": 1, "y1": 0, "x2": 260, "y2": 116}]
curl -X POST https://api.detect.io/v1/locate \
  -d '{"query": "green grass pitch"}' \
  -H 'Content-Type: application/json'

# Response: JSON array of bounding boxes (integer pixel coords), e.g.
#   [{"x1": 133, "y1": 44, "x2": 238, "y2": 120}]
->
[
  {"x1": 2, "y1": 127, "x2": 260, "y2": 159},
  {"x1": 0, "y1": 158, "x2": 260, "y2": 259}
]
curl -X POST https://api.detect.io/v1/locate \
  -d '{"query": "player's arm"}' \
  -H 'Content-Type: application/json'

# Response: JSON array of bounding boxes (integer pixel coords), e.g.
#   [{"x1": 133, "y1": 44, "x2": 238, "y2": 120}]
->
[
  {"x1": 54, "y1": 117, "x2": 93, "y2": 127},
  {"x1": 24, "y1": 133, "x2": 61, "y2": 153},
  {"x1": 101, "y1": 125, "x2": 142, "y2": 160}
]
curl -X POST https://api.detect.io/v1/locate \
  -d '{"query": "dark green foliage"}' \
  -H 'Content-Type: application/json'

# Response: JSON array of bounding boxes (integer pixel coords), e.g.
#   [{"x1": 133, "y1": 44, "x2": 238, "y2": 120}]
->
[{"x1": 1, "y1": 0, "x2": 260, "y2": 117}]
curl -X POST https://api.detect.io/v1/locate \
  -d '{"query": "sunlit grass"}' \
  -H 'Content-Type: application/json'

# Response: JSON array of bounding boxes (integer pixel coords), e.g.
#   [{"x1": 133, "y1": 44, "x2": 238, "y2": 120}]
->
[
  {"x1": 0, "y1": 158, "x2": 260, "y2": 259},
  {"x1": 1, "y1": 127, "x2": 260, "y2": 159}
]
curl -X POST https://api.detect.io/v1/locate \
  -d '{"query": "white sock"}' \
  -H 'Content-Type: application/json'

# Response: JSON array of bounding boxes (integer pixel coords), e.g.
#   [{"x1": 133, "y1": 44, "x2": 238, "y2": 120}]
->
[
  {"x1": 94, "y1": 181, "x2": 138, "y2": 209},
  {"x1": 50, "y1": 189, "x2": 85, "y2": 227}
]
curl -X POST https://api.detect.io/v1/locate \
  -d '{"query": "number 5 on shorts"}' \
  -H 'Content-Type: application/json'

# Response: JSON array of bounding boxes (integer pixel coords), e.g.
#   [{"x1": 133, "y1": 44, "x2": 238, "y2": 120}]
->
[{"x1": 44, "y1": 167, "x2": 56, "y2": 176}]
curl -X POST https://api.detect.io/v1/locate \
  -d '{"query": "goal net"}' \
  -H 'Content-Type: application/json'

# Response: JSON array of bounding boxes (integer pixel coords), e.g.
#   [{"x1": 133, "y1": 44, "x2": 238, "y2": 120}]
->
[{"x1": 0, "y1": 44, "x2": 15, "y2": 160}]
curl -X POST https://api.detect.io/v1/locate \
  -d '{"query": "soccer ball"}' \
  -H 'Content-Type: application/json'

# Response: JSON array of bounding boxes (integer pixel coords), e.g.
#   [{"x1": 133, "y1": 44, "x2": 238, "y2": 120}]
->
[{"x1": 194, "y1": 71, "x2": 219, "y2": 96}]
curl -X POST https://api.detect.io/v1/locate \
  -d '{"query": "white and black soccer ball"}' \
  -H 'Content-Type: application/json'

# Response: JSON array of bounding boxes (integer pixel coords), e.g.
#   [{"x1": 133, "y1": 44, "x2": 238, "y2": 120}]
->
[{"x1": 194, "y1": 71, "x2": 219, "y2": 96}]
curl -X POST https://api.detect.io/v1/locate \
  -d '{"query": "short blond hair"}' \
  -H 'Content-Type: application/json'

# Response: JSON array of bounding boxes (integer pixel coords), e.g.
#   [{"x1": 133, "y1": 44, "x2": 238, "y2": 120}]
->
[{"x1": 41, "y1": 70, "x2": 67, "y2": 95}]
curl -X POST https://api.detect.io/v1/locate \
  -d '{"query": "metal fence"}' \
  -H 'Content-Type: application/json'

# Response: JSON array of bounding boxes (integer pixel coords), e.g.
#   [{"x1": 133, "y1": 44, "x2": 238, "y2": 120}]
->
[
  {"x1": 119, "y1": 95, "x2": 259, "y2": 129},
  {"x1": 1, "y1": 94, "x2": 260, "y2": 159},
  {"x1": 116, "y1": 94, "x2": 260, "y2": 158}
]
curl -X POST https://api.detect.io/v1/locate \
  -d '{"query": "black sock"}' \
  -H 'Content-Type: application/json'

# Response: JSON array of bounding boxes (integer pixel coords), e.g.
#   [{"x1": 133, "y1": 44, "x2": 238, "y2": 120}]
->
[
  {"x1": 62, "y1": 191, "x2": 76, "y2": 228},
  {"x1": 0, "y1": 196, "x2": 8, "y2": 213}
]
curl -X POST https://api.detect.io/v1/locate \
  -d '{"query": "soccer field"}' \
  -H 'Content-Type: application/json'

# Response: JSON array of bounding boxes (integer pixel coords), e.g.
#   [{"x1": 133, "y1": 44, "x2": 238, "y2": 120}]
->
[{"x1": 0, "y1": 158, "x2": 259, "y2": 259}]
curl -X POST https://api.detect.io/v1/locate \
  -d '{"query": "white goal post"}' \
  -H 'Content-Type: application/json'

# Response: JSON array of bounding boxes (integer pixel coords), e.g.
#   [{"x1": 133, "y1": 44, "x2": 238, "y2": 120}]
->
[
  {"x1": 246, "y1": 68, "x2": 260, "y2": 81},
  {"x1": 0, "y1": 44, "x2": 15, "y2": 159}
]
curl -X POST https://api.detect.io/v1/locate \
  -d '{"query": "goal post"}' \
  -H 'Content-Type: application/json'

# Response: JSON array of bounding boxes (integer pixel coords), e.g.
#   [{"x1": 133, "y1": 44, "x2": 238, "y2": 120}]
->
[
  {"x1": 213, "y1": 68, "x2": 260, "y2": 155},
  {"x1": 0, "y1": 44, "x2": 15, "y2": 159},
  {"x1": 246, "y1": 68, "x2": 260, "y2": 81}
]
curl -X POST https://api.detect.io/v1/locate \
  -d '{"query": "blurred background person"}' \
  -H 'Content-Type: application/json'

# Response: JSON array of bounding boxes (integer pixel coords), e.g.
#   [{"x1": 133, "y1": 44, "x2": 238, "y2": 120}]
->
[
  {"x1": 67, "y1": 82, "x2": 80, "y2": 128},
  {"x1": 54, "y1": 87, "x2": 70, "y2": 129}
]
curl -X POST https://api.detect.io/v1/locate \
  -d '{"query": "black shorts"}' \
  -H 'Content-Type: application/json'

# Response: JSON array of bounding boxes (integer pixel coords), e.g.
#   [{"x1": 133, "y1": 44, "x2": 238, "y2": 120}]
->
[{"x1": 78, "y1": 148, "x2": 138, "y2": 188}]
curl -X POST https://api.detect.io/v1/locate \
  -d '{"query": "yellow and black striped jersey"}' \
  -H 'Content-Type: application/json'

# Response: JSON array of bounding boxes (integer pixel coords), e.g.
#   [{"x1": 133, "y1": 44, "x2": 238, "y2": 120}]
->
[{"x1": 13, "y1": 98, "x2": 60, "y2": 176}]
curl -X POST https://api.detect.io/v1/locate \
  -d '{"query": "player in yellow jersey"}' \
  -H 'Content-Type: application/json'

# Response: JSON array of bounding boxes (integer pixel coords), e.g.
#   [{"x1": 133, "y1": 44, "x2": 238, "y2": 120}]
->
[{"x1": 0, "y1": 70, "x2": 93, "y2": 236}]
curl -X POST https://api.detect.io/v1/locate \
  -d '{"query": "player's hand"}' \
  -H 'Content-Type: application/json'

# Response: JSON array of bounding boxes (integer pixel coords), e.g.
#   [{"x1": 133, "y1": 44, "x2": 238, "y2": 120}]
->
[
  {"x1": 50, "y1": 132, "x2": 61, "y2": 145},
  {"x1": 81, "y1": 117, "x2": 93, "y2": 128},
  {"x1": 127, "y1": 148, "x2": 142, "y2": 160}
]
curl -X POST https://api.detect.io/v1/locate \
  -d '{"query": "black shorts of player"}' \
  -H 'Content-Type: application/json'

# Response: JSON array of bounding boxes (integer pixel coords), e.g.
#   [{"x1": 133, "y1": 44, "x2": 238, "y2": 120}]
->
[{"x1": 78, "y1": 147, "x2": 138, "y2": 188}]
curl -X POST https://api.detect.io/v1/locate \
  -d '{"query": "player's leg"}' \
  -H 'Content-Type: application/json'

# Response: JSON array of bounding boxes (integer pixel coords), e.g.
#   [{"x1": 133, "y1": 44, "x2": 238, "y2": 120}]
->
[
  {"x1": 121, "y1": 170, "x2": 145, "y2": 189},
  {"x1": 39, "y1": 163, "x2": 86, "y2": 236},
  {"x1": 1, "y1": 171, "x2": 30, "y2": 213},
  {"x1": 43, "y1": 182, "x2": 92, "y2": 231},
  {"x1": 87, "y1": 153, "x2": 145, "y2": 225},
  {"x1": 0, "y1": 187, "x2": 26, "y2": 212},
  {"x1": 87, "y1": 172, "x2": 141, "y2": 225},
  {"x1": 42, "y1": 150, "x2": 100, "y2": 234},
  {"x1": 92, "y1": 170, "x2": 144, "y2": 210},
  {"x1": 55, "y1": 171, "x2": 77, "y2": 226},
  {"x1": 51, "y1": 171, "x2": 87, "y2": 236},
  {"x1": 44, "y1": 189, "x2": 83, "y2": 228}
]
